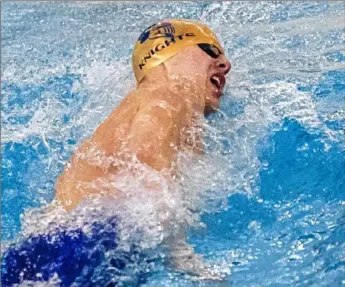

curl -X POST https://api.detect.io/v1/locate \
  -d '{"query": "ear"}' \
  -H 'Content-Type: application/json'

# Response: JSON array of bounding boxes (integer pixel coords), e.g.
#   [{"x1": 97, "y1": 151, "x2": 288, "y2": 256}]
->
[
  {"x1": 162, "y1": 61, "x2": 168, "y2": 73},
  {"x1": 162, "y1": 55, "x2": 180, "y2": 78}
]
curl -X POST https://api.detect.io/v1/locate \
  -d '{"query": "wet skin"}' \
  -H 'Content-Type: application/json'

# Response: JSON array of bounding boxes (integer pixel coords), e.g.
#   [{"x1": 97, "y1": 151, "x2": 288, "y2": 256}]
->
[{"x1": 55, "y1": 45, "x2": 231, "y2": 212}]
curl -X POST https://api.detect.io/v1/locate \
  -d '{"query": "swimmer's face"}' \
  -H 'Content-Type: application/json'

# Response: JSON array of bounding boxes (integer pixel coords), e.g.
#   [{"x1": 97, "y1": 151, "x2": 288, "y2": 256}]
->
[
  {"x1": 200, "y1": 44, "x2": 231, "y2": 116},
  {"x1": 166, "y1": 45, "x2": 231, "y2": 115}
]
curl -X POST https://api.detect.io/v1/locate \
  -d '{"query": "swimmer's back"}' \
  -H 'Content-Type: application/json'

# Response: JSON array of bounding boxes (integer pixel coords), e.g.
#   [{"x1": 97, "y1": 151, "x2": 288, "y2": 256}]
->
[
  {"x1": 56, "y1": 87, "x2": 186, "y2": 211},
  {"x1": 56, "y1": 91, "x2": 140, "y2": 210}
]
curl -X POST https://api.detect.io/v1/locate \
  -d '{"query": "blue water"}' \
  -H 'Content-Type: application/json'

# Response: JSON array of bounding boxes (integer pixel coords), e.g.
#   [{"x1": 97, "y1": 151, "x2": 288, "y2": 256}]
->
[{"x1": 1, "y1": 1, "x2": 345, "y2": 286}]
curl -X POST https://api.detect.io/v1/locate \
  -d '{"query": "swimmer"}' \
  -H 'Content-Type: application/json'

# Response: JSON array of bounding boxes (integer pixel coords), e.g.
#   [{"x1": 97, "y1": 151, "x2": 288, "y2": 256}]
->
[
  {"x1": 55, "y1": 19, "x2": 230, "y2": 212},
  {"x1": 2, "y1": 19, "x2": 231, "y2": 285},
  {"x1": 56, "y1": 19, "x2": 231, "y2": 279}
]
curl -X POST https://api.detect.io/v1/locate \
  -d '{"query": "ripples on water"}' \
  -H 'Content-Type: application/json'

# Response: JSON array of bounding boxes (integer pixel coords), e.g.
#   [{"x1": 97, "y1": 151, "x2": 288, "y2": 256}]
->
[{"x1": 1, "y1": 1, "x2": 344, "y2": 286}]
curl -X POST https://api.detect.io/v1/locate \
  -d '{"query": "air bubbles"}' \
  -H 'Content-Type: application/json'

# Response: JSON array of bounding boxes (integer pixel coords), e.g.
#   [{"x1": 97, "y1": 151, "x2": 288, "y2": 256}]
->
[{"x1": 248, "y1": 221, "x2": 262, "y2": 232}]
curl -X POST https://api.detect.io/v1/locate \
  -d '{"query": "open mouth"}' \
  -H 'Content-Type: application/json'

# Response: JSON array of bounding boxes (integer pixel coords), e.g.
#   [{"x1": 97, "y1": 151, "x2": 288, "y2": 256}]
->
[{"x1": 210, "y1": 74, "x2": 225, "y2": 93}]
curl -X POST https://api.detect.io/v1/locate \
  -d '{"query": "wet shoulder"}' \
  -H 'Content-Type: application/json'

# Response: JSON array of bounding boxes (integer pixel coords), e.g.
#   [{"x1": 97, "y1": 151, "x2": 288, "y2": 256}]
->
[{"x1": 90, "y1": 91, "x2": 140, "y2": 152}]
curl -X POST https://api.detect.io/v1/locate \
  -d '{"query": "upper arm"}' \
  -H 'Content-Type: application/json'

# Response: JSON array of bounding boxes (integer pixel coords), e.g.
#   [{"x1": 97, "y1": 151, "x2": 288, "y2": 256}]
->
[{"x1": 128, "y1": 99, "x2": 183, "y2": 171}]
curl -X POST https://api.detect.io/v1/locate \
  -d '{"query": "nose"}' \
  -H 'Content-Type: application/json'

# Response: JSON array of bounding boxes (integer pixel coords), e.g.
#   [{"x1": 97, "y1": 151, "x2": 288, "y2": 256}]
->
[{"x1": 217, "y1": 56, "x2": 231, "y2": 75}]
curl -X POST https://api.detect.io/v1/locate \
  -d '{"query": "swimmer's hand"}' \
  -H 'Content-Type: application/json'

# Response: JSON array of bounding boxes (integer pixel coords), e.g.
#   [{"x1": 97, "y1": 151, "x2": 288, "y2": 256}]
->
[{"x1": 168, "y1": 240, "x2": 224, "y2": 281}]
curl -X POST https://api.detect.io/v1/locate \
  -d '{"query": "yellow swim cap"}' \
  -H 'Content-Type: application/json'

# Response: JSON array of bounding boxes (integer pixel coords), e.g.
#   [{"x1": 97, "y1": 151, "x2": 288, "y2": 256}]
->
[{"x1": 132, "y1": 19, "x2": 224, "y2": 83}]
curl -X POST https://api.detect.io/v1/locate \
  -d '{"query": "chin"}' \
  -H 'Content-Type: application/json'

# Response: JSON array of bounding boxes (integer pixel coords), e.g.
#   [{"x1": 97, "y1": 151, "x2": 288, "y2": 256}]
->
[
  {"x1": 204, "y1": 91, "x2": 221, "y2": 116},
  {"x1": 204, "y1": 104, "x2": 218, "y2": 116},
  {"x1": 211, "y1": 97, "x2": 220, "y2": 109}
]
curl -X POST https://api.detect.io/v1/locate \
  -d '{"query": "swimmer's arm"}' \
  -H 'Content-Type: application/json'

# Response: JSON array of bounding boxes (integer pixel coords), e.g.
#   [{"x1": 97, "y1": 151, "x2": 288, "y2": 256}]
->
[
  {"x1": 128, "y1": 98, "x2": 221, "y2": 279},
  {"x1": 127, "y1": 99, "x2": 184, "y2": 171}
]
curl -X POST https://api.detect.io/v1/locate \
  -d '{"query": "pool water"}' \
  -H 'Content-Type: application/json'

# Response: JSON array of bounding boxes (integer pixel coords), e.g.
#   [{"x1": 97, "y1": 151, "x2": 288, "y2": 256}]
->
[{"x1": 1, "y1": 1, "x2": 344, "y2": 286}]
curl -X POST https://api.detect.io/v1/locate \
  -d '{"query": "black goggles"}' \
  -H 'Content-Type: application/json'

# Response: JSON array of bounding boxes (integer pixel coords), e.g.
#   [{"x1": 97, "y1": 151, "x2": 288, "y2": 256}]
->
[{"x1": 197, "y1": 43, "x2": 223, "y2": 59}]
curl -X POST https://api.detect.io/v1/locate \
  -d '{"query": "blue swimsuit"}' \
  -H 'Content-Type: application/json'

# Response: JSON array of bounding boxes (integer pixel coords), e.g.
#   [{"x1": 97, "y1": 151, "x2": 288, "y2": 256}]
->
[{"x1": 1, "y1": 217, "x2": 148, "y2": 286}]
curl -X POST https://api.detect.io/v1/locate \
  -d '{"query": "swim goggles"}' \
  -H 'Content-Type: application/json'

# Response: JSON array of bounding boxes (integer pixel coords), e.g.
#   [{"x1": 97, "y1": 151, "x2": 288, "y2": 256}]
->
[{"x1": 197, "y1": 43, "x2": 223, "y2": 59}]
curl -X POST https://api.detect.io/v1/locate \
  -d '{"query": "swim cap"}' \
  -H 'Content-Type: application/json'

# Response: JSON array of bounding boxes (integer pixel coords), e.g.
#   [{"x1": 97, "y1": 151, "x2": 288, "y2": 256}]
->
[{"x1": 132, "y1": 19, "x2": 224, "y2": 83}]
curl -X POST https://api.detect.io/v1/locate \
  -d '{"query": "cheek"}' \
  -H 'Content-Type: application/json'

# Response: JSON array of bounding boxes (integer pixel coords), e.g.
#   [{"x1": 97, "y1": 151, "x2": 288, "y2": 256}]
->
[{"x1": 193, "y1": 53, "x2": 212, "y2": 72}]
